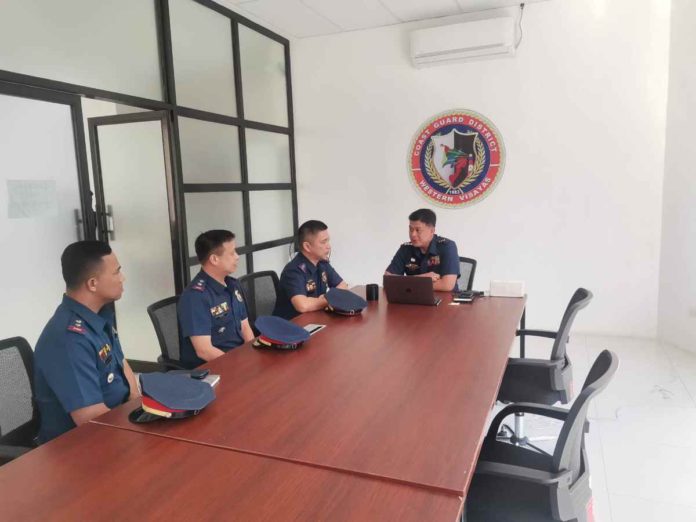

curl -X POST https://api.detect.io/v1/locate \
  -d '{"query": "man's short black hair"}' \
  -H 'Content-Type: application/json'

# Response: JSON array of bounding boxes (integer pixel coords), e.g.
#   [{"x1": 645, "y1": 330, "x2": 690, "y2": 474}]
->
[
  {"x1": 297, "y1": 220, "x2": 328, "y2": 248},
  {"x1": 61, "y1": 240, "x2": 112, "y2": 290},
  {"x1": 195, "y1": 229, "x2": 236, "y2": 263},
  {"x1": 408, "y1": 208, "x2": 437, "y2": 227}
]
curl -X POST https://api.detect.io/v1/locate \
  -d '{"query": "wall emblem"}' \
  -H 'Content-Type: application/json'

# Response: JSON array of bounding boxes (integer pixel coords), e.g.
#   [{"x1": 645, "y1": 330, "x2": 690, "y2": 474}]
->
[{"x1": 408, "y1": 109, "x2": 505, "y2": 208}]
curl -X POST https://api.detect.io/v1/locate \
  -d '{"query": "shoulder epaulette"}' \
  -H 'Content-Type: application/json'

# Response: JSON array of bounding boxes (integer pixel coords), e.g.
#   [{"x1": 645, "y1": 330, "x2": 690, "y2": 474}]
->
[
  {"x1": 298, "y1": 262, "x2": 307, "y2": 273},
  {"x1": 191, "y1": 278, "x2": 206, "y2": 292},
  {"x1": 402, "y1": 241, "x2": 412, "y2": 246},
  {"x1": 437, "y1": 236, "x2": 449, "y2": 244},
  {"x1": 66, "y1": 317, "x2": 86, "y2": 335}
]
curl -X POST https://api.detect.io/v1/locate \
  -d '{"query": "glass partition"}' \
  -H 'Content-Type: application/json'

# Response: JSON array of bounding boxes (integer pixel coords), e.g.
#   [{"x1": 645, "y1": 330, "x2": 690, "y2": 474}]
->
[
  {"x1": 253, "y1": 245, "x2": 291, "y2": 275},
  {"x1": 246, "y1": 129, "x2": 291, "y2": 183},
  {"x1": 179, "y1": 117, "x2": 242, "y2": 183},
  {"x1": 239, "y1": 25, "x2": 288, "y2": 126},
  {"x1": 170, "y1": 0, "x2": 237, "y2": 115},
  {"x1": 249, "y1": 190, "x2": 294, "y2": 244},
  {"x1": 185, "y1": 192, "x2": 246, "y2": 253},
  {"x1": 0, "y1": 0, "x2": 162, "y2": 100}
]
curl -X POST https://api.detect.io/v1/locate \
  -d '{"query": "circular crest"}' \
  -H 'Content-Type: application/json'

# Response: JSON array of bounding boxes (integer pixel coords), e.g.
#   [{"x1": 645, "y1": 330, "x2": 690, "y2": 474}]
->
[{"x1": 407, "y1": 109, "x2": 505, "y2": 208}]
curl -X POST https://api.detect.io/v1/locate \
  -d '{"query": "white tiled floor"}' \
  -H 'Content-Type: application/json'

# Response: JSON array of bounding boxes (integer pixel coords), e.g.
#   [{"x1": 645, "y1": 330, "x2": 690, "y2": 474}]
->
[{"x1": 491, "y1": 335, "x2": 696, "y2": 522}]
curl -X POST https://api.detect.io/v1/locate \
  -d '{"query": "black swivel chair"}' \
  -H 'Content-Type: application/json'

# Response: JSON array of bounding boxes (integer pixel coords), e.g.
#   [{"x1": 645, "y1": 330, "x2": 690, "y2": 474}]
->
[
  {"x1": 458, "y1": 257, "x2": 477, "y2": 291},
  {"x1": 465, "y1": 349, "x2": 618, "y2": 522},
  {"x1": 238, "y1": 271, "x2": 280, "y2": 331},
  {"x1": 0, "y1": 337, "x2": 39, "y2": 463},
  {"x1": 498, "y1": 288, "x2": 593, "y2": 446},
  {"x1": 147, "y1": 296, "x2": 187, "y2": 371}
]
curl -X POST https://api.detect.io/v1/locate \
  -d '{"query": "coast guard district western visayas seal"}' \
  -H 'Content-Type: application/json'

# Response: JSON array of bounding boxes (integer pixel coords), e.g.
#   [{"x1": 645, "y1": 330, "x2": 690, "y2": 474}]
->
[{"x1": 408, "y1": 110, "x2": 506, "y2": 208}]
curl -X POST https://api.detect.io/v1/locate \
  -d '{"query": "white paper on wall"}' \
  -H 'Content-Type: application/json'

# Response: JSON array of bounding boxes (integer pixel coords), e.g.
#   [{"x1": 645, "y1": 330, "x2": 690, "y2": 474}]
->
[{"x1": 7, "y1": 179, "x2": 58, "y2": 219}]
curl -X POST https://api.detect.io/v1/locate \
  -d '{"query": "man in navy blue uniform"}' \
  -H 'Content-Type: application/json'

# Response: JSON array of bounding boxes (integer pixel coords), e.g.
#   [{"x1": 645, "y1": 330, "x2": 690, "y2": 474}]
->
[
  {"x1": 273, "y1": 220, "x2": 348, "y2": 320},
  {"x1": 178, "y1": 230, "x2": 254, "y2": 368},
  {"x1": 385, "y1": 208, "x2": 460, "y2": 292},
  {"x1": 34, "y1": 241, "x2": 140, "y2": 443}
]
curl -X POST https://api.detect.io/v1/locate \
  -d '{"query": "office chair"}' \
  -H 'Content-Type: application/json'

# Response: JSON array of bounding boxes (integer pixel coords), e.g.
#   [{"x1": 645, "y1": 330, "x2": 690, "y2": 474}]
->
[
  {"x1": 498, "y1": 288, "x2": 593, "y2": 447},
  {"x1": 238, "y1": 271, "x2": 280, "y2": 331},
  {"x1": 0, "y1": 337, "x2": 39, "y2": 463},
  {"x1": 465, "y1": 349, "x2": 618, "y2": 522},
  {"x1": 458, "y1": 257, "x2": 477, "y2": 291},
  {"x1": 147, "y1": 296, "x2": 187, "y2": 371}
]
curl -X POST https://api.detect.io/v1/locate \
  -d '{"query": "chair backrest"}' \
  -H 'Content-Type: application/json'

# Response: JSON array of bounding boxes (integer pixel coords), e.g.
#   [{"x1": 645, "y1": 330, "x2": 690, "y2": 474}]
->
[
  {"x1": 0, "y1": 337, "x2": 38, "y2": 446},
  {"x1": 552, "y1": 349, "x2": 617, "y2": 480},
  {"x1": 550, "y1": 288, "x2": 593, "y2": 361},
  {"x1": 146, "y1": 296, "x2": 181, "y2": 363},
  {"x1": 458, "y1": 257, "x2": 477, "y2": 291},
  {"x1": 238, "y1": 271, "x2": 280, "y2": 328}
]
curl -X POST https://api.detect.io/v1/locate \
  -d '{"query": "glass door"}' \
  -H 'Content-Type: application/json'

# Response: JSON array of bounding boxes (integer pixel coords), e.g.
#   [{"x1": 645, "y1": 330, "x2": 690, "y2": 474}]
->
[{"x1": 88, "y1": 111, "x2": 179, "y2": 362}]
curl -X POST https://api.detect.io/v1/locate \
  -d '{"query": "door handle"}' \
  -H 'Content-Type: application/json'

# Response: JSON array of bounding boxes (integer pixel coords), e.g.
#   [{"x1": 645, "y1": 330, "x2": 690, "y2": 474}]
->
[
  {"x1": 105, "y1": 204, "x2": 115, "y2": 241},
  {"x1": 73, "y1": 209, "x2": 84, "y2": 241}
]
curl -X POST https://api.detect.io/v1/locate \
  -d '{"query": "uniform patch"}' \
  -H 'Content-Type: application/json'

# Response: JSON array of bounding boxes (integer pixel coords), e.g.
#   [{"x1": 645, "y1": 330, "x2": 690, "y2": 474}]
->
[
  {"x1": 234, "y1": 289, "x2": 244, "y2": 303},
  {"x1": 408, "y1": 109, "x2": 505, "y2": 208},
  {"x1": 428, "y1": 256, "x2": 441, "y2": 266},
  {"x1": 210, "y1": 301, "x2": 230, "y2": 318},
  {"x1": 321, "y1": 271, "x2": 328, "y2": 285},
  {"x1": 98, "y1": 344, "x2": 112, "y2": 362},
  {"x1": 67, "y1": 319, "x2": 85, "y2": 334},
  {"x1": 405, "y1": 263, "x2": 419, "y2": 272},
  {"x1": 192, "y1": 279, "x2": 206, "y2": 292},
  {"x1": 306, "y1": 280, "x2": 317, "y2": 293}
]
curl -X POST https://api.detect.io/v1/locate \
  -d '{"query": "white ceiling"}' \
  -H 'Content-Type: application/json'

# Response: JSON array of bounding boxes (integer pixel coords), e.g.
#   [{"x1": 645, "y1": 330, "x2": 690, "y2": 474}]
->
[{"x1": 218, "y1": 0, "x2": 547, "y2": 39}]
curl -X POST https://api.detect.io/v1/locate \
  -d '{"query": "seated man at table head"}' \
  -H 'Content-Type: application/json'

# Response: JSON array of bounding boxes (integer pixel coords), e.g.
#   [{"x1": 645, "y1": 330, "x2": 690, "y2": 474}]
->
[
  {"x1": 34, "y1": 240, "x2": 140, "y2": 443},
  {"x1": 385, "y1": 208, "x2": 460, "y2": 292},
  {"x1": 178, "y1": 229, "x2": 254, "y2": 369},
  {"x1": 273, "y1": 220, "x2": 348, "y2": 320}
]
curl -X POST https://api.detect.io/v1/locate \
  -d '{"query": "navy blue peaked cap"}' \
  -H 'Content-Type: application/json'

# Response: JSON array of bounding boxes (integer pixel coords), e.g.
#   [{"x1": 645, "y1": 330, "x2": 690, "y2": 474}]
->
[
  {"x1": 141, "y1": 373, "x2": 215, "y2": 411},
  {"x1": 255, "y1": 315, "x2": 310, "y2": 344},
  {"x1": 129, "y1": 373, "x2": 215, "y2": 423},
  {"x1": 325, "y1": 288, "x2": 368, "y2": 315}
]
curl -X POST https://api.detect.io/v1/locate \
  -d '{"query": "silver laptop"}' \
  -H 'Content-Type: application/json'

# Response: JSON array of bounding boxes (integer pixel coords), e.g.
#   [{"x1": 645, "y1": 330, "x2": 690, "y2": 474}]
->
[{"x1": 383, "y1": 275, "x2": 442, "y2": 306}]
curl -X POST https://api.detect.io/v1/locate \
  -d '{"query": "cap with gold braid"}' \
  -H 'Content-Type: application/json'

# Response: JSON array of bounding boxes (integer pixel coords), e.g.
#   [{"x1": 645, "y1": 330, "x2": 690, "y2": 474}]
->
[
  {"x1": 253, "y1": 315, "x2": 310, "y2": 351},
  {"x1": 129, "y1": 373, "x2": 215, "y2": 424}
]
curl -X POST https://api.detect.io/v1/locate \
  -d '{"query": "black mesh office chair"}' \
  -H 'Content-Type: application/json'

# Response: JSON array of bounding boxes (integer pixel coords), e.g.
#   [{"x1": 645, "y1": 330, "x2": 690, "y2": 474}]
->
[
  {"x1": 498, "y1": 288, "x2": 593, "y2": 446},
  {"x1": 458, "y1": 257, "x2": 477, "y2": 291},
  {"x1": 0, "y1": 337, "x2": 39, "y2": 463},
  {"x1": 465, "y1": 349, "x2": 618, "y2": 522},
  {"x1": 147, "y1": 296, "x2": 187, "y2": 371},
  {"x1": 238, "y1": 271, "x2": 280, "y2": 330}
]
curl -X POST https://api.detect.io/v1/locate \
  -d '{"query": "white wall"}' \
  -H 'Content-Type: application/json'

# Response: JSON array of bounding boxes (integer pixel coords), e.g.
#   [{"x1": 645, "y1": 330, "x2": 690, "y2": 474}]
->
[
  {"x1": 658, "y1": 0, "x2": 696, "y2": 352},
  {"x1": 291, "y1": 0, "x2": 670, "y2": 336}
]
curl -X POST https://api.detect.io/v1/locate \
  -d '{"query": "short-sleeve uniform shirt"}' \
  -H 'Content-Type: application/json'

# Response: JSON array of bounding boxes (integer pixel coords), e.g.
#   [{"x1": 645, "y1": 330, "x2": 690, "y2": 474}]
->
[
  {"x1": 272, "y1": 253, "x2": 343, "y2": 320},
  {"x1": 386, "y1": 235, "x2": 460, "y2": 285},
  {"x1": 34, "y1": 295, "x2": 130, "y2": 443},
  {"x1": 178, "y1": 270, "x2": 248, "y2": 369}
]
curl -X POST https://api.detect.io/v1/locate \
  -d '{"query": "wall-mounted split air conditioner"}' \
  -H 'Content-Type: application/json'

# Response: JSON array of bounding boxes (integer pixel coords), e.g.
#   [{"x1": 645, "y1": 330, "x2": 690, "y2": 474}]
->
[{"x1": 410, "y1": 17, "x2": 516, "y2": 67}]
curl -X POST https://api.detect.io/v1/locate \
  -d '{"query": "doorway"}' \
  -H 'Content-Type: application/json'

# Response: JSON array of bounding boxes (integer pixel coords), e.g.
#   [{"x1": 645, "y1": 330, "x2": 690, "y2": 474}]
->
[{"x1": 87, "y1": 110, "x2": 179, "y2": 362}]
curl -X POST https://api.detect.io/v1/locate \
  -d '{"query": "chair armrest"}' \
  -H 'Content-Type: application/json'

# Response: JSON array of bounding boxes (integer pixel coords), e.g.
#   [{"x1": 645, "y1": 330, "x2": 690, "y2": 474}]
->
[
  {"x1": 0, "y1": 444, "x2": 33, "y2": 460},
  {"x1": 506, "y1": 357, "x2": 562, "y2": 368},
  {"x1": 487, "y1": 403, "x2": 569, "y2": 440},
  {"x1": 516, "y1": 329, "x2": 558, "y2": 339},
  {"x1": 157, "y1": 356, "x2": 189, "y2": 371},
  {"x1": 475, "y1": 461, "x2": 572, "y2": 486}
]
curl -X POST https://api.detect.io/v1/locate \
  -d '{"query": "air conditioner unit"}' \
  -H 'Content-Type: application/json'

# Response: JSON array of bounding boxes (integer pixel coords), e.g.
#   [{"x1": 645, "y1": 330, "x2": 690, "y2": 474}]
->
[{"x1": 410, "y1": 17, "x2": 516, "y2": 67}]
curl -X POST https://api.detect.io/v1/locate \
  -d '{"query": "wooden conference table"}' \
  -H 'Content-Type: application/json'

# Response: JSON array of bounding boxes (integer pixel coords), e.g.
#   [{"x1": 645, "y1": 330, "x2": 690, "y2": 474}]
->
[{"x1": 2, "y1": 288, "x2": 525, "y2": 520}]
